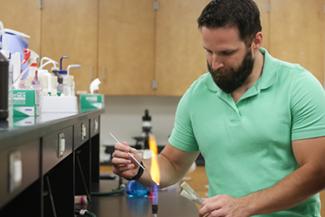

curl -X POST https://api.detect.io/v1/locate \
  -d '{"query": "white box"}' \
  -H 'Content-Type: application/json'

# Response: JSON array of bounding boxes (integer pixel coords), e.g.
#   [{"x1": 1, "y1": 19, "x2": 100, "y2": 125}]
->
[{"x1": 40, "y1": 95, "x2": 78, "y2": 113}]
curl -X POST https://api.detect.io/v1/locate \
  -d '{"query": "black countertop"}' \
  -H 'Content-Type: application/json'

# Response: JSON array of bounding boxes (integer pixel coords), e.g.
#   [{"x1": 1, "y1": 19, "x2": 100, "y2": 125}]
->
[
  {"x1": 0, "y1": 111, "x2": 102, "y2": 146},
  {"x1": 89, "y1": 180, "x2": 199, "y2": 217}
]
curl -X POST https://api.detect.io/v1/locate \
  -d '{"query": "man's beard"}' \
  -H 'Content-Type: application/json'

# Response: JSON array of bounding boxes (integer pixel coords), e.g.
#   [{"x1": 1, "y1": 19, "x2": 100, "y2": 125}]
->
[{"x1": 208, "y1": 49, "x2": 255, "y2": 93}]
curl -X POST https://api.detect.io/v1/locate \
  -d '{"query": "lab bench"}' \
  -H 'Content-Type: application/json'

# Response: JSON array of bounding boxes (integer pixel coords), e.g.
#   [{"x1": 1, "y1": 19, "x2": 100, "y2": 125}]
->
[
  {"x1": 0, "y1": 110, "x2": 102, "y2": 217},
  {"x1": 0, "y1": 110, "x2": 198, "y2": 217},
  {"x1": 89, "y1": 179, "x2": 199, "y2": 217}
]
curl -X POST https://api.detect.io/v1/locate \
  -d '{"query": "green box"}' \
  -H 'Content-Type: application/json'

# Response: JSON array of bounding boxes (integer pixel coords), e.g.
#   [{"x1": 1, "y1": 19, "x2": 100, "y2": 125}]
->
[
  {"x1": 12, "y1": 89, "x2": 38, "y2": 117},
  {"x1": 13, "y1": 116, "x2": 36, "y2": 127},
  {"x1": 79, "y1": 93, "x2": 104, "y2": 112}
]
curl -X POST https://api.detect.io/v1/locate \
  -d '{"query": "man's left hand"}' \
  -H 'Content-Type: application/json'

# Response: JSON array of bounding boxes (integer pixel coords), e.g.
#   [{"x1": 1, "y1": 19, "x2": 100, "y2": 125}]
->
[{"x1": 198, "y1": 194, "x2": 252, "y2": 217}]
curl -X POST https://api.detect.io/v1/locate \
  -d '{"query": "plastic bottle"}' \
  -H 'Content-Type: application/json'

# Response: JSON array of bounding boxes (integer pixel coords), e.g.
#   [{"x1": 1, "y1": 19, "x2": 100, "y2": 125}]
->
[
  {"x1": 31, "y1": 70, "x2": 41, "y2": 116},
  {"x1": 57, "y1": 76, "x2": 64, "y2": 96}
]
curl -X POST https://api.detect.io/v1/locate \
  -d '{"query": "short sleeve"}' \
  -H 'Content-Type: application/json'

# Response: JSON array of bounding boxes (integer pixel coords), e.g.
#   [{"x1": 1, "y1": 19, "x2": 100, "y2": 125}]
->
[
  {"x1": 168, "y1": 88, "x2": 199, "y2": 152},
  {"x1": 291, "y1": 71, "x2": 325, "y2": 140}
]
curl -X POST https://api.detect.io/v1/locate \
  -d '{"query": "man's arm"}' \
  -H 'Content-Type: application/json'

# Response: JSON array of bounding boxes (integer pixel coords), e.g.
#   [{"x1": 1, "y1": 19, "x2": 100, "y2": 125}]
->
[
  {"x1": 112, "y1": 143, "x2": 199, "y2": 188},
  {"x1": 199, "y1": 136, "x2": 325, "y2": 217},
  {"x1": 139, "y1": 144, "x2": 199, "y2": 187}
]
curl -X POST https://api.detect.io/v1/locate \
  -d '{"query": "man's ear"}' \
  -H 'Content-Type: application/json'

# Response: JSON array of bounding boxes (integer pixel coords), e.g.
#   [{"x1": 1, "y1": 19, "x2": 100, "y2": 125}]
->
[{"x1": 252, "y1": 32, "x2": 263, "y2": 49}]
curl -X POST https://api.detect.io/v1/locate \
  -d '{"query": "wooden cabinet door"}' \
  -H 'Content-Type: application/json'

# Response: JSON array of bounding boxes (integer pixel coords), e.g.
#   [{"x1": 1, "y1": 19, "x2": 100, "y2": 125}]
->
[
  {"x1": 269, "y1": 0, "x2": 325, "y2": 83},
  {"x1": 0, "y1": 0, "x2": 41, "y2": 53},
  {"x1": 154, "y1": 0, "x2": 209, "y2": 96},
  {"x1": 255, "y1": 0, "x2": 271, "y2": 50},
  {"x1": 41, "y1": 0, "x2": 98, "y2": 92},
  {"x1": 154, "y1": 0, "x2": 270, "y2": 96},
  {"x1": 98, "y1": 0, "x2": 155, "y2": 95}
]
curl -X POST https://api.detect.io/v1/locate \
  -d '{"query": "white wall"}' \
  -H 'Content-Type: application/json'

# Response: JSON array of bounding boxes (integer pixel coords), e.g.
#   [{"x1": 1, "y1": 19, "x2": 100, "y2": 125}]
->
[{"x1": 100, "y1": 95, "x2": 181, "y2": 147}]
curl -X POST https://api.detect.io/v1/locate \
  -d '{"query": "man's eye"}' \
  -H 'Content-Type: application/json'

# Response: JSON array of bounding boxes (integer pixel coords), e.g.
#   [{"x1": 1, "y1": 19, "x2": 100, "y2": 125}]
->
[
  {"x1": 221, "y1": 51, "x2": 235, "y2": 56},
  {"x1": 206, "y1": 50, "x2": 213, "y2": 55}
]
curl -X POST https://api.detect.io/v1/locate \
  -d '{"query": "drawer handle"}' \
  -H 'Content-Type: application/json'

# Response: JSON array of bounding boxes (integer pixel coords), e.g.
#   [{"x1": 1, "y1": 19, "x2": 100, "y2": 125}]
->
[
  {"x1": 9, "y1": 151, "x2": 22, "y2": 192},
  {"x1": 94, "y1": 119, "x2": 98, "y2": 133},
  {"x1": 81, "y1": 124, "x2": 87, "y2": 140},
  {"x1": 58, "y1": 133, "x2": 66, "y2": 158}
]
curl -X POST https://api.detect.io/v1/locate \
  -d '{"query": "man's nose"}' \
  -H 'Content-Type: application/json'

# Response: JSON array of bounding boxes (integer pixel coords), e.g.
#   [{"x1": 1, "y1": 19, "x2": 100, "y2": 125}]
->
[{"x1": 211, "y1": 54, "x2": 224, "y2": 70}]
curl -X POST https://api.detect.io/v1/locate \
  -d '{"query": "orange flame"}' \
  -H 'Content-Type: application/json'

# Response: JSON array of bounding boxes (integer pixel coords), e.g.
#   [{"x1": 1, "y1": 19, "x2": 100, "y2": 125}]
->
[{"x1": 149, "y1": 135, "x2": 160, "y2": 185}]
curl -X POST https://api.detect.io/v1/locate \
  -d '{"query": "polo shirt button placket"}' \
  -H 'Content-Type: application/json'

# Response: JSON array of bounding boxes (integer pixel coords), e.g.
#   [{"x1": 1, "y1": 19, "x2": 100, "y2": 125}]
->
[{"x1": 229, "y1": 108, "x2": 241, "y2": 124}]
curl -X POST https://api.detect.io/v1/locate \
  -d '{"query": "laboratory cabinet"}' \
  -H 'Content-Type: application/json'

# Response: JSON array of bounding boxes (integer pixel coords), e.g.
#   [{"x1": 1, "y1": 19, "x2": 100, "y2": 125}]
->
[
  {"x1": 42, "y1": 126, "x2": 73, "y2": 174},
  {"x1": 268, "y1": 0, "x2": 325, "y2": 82},
  {"x1": 1, "y1": 0, "x2": 324, "y2": 96},
  {"x1": 0, "y1": 0, "x2": 41, "y2": 53},
  {"x1": 98, "y1": 0, "x2": 156, "y2": 95},
  {"x1": 0, "y1": 110, "x2": 201, "y2": 217},
  {"x1": 40, "y1": 0, "x2": 98, "y2": 92},
  {"x1": 0, "y1": 137, "x2": 40, "y2": 210},
  {"x1": 98, "y1": 0, "x2": 325, "y2": 95},
  {"x1": 151, "y1": 0, "x2": 270, "y2": 96},
  {"x1": 0, "y1": 110, "x2": 102, "y2": 217}
]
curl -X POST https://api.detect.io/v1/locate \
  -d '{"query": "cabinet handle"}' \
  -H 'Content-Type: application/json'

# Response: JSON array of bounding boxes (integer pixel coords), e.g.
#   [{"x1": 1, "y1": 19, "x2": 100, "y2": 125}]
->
[
  {"x1": 94, "y1": 119, "x2": 98, "y2": 133},
  {"x1": 9, "y1": 151, "x2": 22, "y2": 192},
  {"x1": 81, "y1": 124, "x2": 87, "y2": 140},
  {"x1": 58, "y1": 133, "x2": 66, "y2": 158}
]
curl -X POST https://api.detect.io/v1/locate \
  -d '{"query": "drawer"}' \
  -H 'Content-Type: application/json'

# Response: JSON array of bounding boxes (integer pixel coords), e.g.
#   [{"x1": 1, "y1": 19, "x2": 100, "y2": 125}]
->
[
  {"x1": 0, "y1": 139, "x2": 40, "y2": 208},
  {"x1": 75, "y1": 119, "x2": 89, "y2": 149},
  {"x1": 90, "y1": 116, "x2": 100, "y2": 137},
  {"x1": 42, "y1": 126, "x2": 73, "y2": 174}
]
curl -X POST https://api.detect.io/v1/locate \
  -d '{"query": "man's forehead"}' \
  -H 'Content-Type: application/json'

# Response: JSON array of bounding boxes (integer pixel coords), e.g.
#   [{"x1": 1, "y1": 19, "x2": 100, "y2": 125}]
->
[
  {"x1": 200, "y1": 26, "x2": 244, "y2": 50},
  {"x1": 200, "y1": 26, "x2": 241, "y2": 39}
]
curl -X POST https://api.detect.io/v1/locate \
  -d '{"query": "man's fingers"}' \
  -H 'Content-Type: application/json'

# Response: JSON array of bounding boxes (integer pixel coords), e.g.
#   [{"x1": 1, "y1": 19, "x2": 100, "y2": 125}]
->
[
  {"x1": 208, "y1": 208, "x2": 224, "y2": 217},
  {"x1": 114, "y1": 142, "x2": 130, "y2": 151},
  {"x1": 114, "y1": 144, "x2": 141, "y2": 161},
  {"x1": 199, "y1": 198, "x2": 222, "y2": 217},
  {"x1": 111, "y1": 157, "x2": 131, "y2": 165},
  {"x1": 112, "y1": 149, "x2": 130, "y2": 159},
  {"x1": 117, "y1": 164, "x2": 136, "y2": 172}
]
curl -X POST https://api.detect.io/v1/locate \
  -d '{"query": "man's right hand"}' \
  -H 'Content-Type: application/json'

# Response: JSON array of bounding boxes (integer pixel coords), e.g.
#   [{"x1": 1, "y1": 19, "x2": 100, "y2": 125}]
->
[{"x1": 111, "y1": 142, "x2": 142, "y2": 180}]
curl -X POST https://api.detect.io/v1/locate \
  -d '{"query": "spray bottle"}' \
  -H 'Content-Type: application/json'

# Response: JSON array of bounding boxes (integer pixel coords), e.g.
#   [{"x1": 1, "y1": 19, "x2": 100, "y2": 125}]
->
[
  {"x1": 55, "y1": 56, "x2": 68, "y2": 96},
  {"x1": 28, "y1": 50, "x2": 40, "y2": 116},
  {"x1": 66, "y1": 64, "x2": 80, "y2": 96},
  {"x1": 39, "y1": 57, "x2": 59, "y2": 96}
]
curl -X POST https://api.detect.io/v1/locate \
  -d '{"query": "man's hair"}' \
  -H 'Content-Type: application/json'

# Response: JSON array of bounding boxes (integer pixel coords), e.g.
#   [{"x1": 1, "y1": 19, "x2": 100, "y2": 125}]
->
[{"x1": 197, "y1": 0, "x2": 262, "y2": 43}]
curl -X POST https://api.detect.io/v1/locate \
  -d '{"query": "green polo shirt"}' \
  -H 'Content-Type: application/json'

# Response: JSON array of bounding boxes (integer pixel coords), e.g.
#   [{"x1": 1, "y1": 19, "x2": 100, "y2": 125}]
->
[{"x1": 169, "y1": 48, "x2": 325, "y2": 216}]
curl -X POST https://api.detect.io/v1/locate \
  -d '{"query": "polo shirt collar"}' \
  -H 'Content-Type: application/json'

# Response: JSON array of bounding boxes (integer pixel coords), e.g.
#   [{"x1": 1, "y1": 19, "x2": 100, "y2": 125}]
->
[{"x1": 205, "y1": 47, "x2": 278, "y2": 94}]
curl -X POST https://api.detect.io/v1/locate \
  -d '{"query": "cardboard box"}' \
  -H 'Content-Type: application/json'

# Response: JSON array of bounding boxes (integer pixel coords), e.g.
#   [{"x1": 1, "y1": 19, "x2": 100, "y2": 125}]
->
[
  {"x1": 13, "y1": 116, "x2": 36, "y2": 127},
  {"x1": 12, "y1": 89, "x2": 38, "y2": 117},
  {"x1": 40, "y1": 95, "x2": 78, "y2": 113},
  {"x1": 79, "y1": 93, "x2": 104, "y2": 112}
]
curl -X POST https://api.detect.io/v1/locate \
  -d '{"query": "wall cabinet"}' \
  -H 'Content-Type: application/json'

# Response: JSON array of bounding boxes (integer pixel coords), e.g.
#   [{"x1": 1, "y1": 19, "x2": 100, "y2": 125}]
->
[
  {"x1": 98, "y1": 0, "x2": 155, "y2": 95},
  {"x1": 41, "y1": 0, "x2": 98, "y2": 92},
  {"x1": 1, "y1": 0, "x2": 324, "y2": 95},
  {"x1": 255, "y1": 0, "x2": 270, "y2": 50},
  {"x1": 153, "y1": 0, "x2": 270, "y2": 96},
  {"x1": 154, "y1": 0, "x2": 209, "y2": 96},
  {"x1": 269, "y1": 0, "x2": 325, "y2": 83},
  {"x1": 0, "y1": 0, "x2": 41, "y2": 53},
  {"x1": 98, "y1": 0, "x2": 325, "y2": 96}
]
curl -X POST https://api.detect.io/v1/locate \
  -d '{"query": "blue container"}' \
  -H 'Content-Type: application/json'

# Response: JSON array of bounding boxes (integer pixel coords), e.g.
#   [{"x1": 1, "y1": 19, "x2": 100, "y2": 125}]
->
[
  {"x1": 2, "y1": 29, "x2": 30, "y2": 71},
  {"x1": 3, "y1": 29, "x2": 29, "y2": 56},
  {"x1": 126, "y1": 180, "x2": 149, "y2": 198}
]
